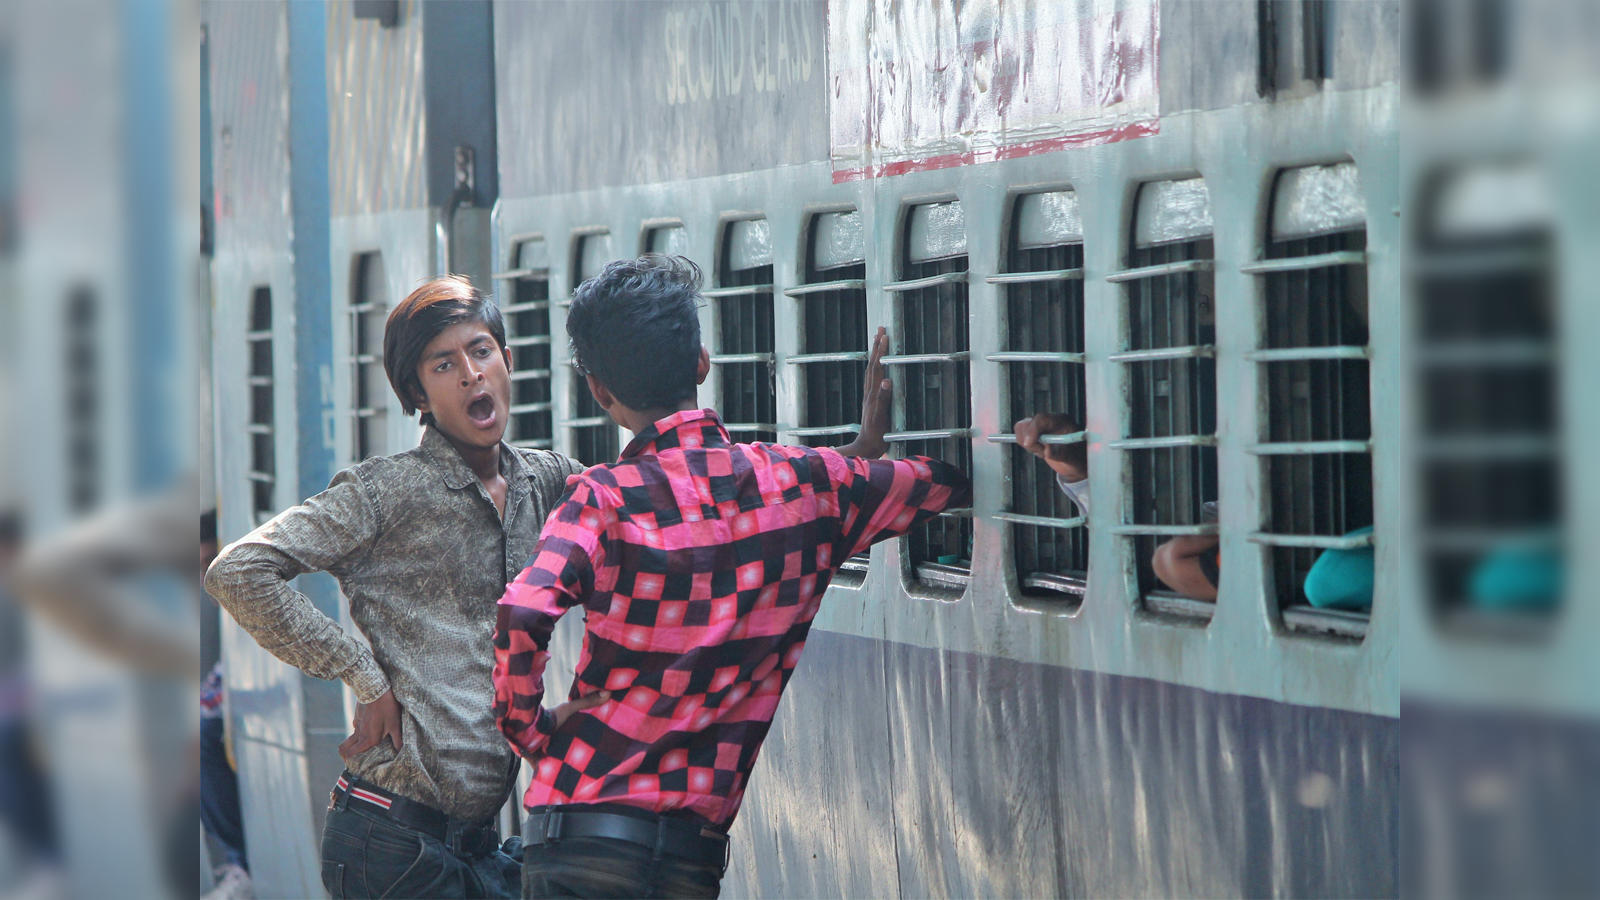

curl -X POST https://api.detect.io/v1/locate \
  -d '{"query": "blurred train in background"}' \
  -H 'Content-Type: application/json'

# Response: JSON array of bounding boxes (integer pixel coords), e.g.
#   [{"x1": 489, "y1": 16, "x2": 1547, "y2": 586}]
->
[{"x1": 68, "y1": 0, "x2": 1586, "y2": 896}]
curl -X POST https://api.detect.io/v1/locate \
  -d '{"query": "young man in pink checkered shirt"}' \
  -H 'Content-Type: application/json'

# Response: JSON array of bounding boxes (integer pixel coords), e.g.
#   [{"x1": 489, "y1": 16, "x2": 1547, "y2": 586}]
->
[{"x1": 493, "y1": 255, "x2": 969, "y2": 897}]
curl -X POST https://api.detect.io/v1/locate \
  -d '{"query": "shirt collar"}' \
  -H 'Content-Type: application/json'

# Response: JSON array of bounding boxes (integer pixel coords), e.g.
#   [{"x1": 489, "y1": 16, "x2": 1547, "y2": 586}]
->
[
  {"x1": 620, "y1": 409, "x2": 732, "y2": 459},
  {"x1": 419, "y1": 424, "x2": 527, "y2": 490}
]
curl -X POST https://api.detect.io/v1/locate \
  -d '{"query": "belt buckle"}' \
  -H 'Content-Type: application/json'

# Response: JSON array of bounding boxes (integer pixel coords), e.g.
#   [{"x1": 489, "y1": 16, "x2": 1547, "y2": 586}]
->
[{"x1": 540, "y1": 808, "x2": 564, "y2": 845}]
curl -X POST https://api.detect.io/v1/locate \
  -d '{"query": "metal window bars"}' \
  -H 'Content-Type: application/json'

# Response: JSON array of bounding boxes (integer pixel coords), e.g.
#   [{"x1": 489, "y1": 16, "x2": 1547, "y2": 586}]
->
[
  {"x1": 493, "y1": 239, "x2": 554, "y2": 450},
  {"x1": 713, "y1": 220, "x2": 777, "y2": 444},
  {"x1": 247, "y1": 286, "x2": 276, "y2": 523},
  {"x1": 984, "y1": 202, "x2": 1088, "y2": 602},
  {"x1": 890, "y1": 249, "x2": 973, "y2": 590},
  {"x1": 1415, "y1": 161, "x2": 1560, "y2": 633},
  {"x1": 1110, "y1": 236, "x2": 1219, "y2": 618},
  {"x1": 563, "y1": 233, "x2": 618, "y2": 465},
  {"x1": 349, "y1": 252, "x2": 388, "y2": 463},
  {"x1": 1249, "y1": 225, "x2": 1373, "y2": 640},
  {"x1": 788, "y1": 240, "x2": 869, "y2": 576}
]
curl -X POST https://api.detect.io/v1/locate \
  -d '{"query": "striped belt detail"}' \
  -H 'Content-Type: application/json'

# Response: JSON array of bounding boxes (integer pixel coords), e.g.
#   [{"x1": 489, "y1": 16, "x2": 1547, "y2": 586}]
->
[{"x1": 334, "y1": 775, "x2": 394, "y2": 811}]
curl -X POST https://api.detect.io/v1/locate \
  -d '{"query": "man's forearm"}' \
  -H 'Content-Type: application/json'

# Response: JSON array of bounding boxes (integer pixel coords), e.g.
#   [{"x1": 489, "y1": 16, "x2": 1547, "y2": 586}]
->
[{"x1": 205, "y1": 545, "x2": 389, "y2": 701}]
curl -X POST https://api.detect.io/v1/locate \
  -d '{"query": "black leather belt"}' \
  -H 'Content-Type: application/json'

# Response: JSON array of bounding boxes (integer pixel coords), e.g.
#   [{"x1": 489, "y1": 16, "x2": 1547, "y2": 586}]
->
[
  {"x1": 527, "y1": 805, "x2": 729, "y2": 872},
  {"x1": 330, "y1": 772, "x2": 500, "y2": 857}
]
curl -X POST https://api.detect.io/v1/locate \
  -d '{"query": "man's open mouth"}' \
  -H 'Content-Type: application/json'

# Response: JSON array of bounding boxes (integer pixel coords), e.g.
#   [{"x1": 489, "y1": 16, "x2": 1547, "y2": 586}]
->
[{"x1": 467, "y1": 394, "x2": 496, "y2": 426}]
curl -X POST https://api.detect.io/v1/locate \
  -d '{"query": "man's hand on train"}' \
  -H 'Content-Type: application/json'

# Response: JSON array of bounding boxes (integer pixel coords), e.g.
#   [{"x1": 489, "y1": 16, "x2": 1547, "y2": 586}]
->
[
  {"x1": 840, "y1": 325, "x2": 893, "y2": 459},
  {"x1": 549, "y1": 690, "x2": 611, "y2": 731},
  {"x1": 340, "y1": 688, "x2": 403, "y2": 760},
  {"x1": 1014, "y1": 413, "x2": 1088, "y2": 482}
]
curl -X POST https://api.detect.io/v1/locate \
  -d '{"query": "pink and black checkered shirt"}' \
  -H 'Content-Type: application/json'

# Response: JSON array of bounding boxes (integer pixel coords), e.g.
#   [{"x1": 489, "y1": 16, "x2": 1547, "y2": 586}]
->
[{"x1": 493, "y1": 408, "x2": 968, "y2": 828}]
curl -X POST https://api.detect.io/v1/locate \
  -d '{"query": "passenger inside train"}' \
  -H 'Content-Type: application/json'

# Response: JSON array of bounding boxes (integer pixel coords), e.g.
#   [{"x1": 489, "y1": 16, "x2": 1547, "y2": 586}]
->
[
  {"x1": 1015, "y1": 412, "x2": 1220, "y2": 601},
  {"x1": 1015, "y1": 413, "x2": 1376, "y2": 610}
]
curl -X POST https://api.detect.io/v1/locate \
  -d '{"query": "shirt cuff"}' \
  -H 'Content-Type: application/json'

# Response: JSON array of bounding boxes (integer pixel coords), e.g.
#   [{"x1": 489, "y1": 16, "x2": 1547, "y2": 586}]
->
[
  {"x1": 532, "y1": 706, "x2": 557, "y2": 738},
  {"x1": 1056, "y1": 475, "x2": 1091, "y2": 516},
  {"x1": 343, "y1": 656, "x2": 391, "y2": 704}
]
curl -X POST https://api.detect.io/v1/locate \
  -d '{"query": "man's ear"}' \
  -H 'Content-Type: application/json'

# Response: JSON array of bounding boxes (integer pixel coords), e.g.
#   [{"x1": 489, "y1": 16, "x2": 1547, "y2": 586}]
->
[
  {"x1": 586, "y1": 373, "x2": 615, "y2": 411},
  {"x1": 695, "y1": 345, "x2": 711, "y2": 385},
  {"x1": 411, "y1": 383, "x2": 432, "y2": 416},
  {"x1": 502, "y1": 345, "x2": 514, "y2": 374}
]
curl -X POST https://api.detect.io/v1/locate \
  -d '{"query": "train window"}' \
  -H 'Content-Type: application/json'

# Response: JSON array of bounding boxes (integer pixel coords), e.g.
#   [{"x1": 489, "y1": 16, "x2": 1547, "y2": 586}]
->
[
  {"x1": 985, "y1": 191, "x2": 1089, "y2": 605},
  {"x1": 885, "y1": 200, "x2": 974, "y2": 594},
  {"x1": 495, "y1": 238, "x2": 554, "y2": 450},
  {"x1": 786, "y1": 209, "x2": 870, "y2": 582},
  {"x1": 644, "y1": 222, "x2": 688, "y2": 256},
  {"x1": 65, "y1": 285, "x2": 99, "y2": 512},
  {"x1": 565, "y1": 231, "x2": 619, "y2": 464},
  {"x1": 246, "y1": 286, "x2": 276, "y2": 523},
  {"x1": 1108, "y1": 178, "x2": 1218, "y2": 622},
  {"x1": 707, "y1": 217, "x2": 777, "y2": 444},
  {"x1": 1257, "y1": 0, "x2": 1331, "y2": 96},
  {"x1": 349, "y1": 252, "x2": 388, "y2": 462},
  {"x1": 1416, "y1": 160, "x2": 1560, "y2": 638},
  {"x1": 1245, "y1": 162, "x2": 1372, "y2": 640}
]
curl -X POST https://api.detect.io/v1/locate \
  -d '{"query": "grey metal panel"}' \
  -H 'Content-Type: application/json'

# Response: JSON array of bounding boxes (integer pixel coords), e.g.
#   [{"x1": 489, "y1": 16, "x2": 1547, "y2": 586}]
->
[
  {"x1": 1158, "y1": 0, "x2": 1260, "y2": 114},
  {"x1": 1327, "y1": 0, "x2": 1402, "y2": 91},
  {"x1": 326, "y1": 0, "x2": 427, "y2": 216},
  {"x1": 420, "y1": 0, "x2": 497, "y2": 209},
  {"x1": 492, "y1": 0, "x2": 829, "y2": 198},
  {"x1": 209, "y1": 0, "x2": 293, "y2": 256},
  {"x1": 722, "y1": 630, "x2": 1398, "y2": 898}
]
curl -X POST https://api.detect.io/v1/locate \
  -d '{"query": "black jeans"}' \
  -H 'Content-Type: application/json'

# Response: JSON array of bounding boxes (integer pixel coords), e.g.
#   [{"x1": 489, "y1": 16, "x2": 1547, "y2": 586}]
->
[
  {"x1": 321, "y1": 802, "x2": 522, "y2": 899},
  {"x1": 523, "y1": 837, "x2": 723, "y2": 899}
]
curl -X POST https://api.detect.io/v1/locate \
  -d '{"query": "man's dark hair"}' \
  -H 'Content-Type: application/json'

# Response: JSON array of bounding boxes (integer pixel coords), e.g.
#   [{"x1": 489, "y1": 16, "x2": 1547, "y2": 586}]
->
[
  {"x1": 383, "y1": 275, "x2": 506, "y2": 427},
  {"x1": 567, "y1": 255, "x2": 703, "y2": 411}
]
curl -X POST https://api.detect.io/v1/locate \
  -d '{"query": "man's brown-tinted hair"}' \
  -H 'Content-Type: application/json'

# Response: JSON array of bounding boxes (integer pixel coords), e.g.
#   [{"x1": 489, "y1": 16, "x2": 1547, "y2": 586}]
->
[{"x1": 383, "y1": 275, "x2": 507, "y2": 427}]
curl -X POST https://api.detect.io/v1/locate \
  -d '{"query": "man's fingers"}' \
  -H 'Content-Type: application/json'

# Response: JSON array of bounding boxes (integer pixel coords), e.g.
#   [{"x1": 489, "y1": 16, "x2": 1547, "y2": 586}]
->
[{"x1": 575, "y1": 690, "x2": 612, "y2": 709}]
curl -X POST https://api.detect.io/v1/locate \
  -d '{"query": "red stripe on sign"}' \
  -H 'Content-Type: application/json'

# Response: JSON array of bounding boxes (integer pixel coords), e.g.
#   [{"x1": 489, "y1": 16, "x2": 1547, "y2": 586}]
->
[{"x1": 831, "y1": 120, "x2": 1160, "y2": 184}]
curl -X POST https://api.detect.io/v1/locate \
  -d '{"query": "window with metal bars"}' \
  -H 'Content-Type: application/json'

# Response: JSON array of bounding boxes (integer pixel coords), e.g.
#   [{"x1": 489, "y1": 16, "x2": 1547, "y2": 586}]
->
[
  {"x1": 1415, "y1": 161, "x2": 1559, "y2": 637},
  {"x1": 787, "y1": 209, "x2": 869, "y2": 579},
  {"x1": 349, "y1": 252, "x2": 388, "y2": 462},
  {"x1": 886, "y1": 200, "x2": 973, "y2": 593},
  {"x1": 1110, "y1": 178, "x2": 1218, "y2": 620},
  {"x1": 710, "y1": 218, "x2": 776, "y2": 444},
  {"x1": 565, "y1": 232, "x2": 618, "y2": 464},
  {"x1": 986, "y1": 191, "x2": 1088, "y2": 603},
  {"x1": 1248, "y1": 163, "x2": 1373, "y2": 640},
  {"x1": 497, "y1": 238, "x2": 554, "y2": 450},
  {"x1": 65, "y1": 285, "x2": 99, "y2": 512},
  {"x1": 246, "y1": 286, "x2": 276, "y2": 523}
]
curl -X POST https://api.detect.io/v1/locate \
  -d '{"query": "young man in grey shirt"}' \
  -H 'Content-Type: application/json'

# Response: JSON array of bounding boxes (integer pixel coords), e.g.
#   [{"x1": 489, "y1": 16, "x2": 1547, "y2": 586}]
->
[{"x1": 206, "y1": 276, "x2": 603, "y2": 898}]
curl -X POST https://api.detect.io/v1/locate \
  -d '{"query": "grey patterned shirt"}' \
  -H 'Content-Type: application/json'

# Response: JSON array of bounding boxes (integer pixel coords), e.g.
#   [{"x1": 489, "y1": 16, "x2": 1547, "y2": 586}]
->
[{"x1": 205, "y1": 426, "x2": 585, "y2": 821}]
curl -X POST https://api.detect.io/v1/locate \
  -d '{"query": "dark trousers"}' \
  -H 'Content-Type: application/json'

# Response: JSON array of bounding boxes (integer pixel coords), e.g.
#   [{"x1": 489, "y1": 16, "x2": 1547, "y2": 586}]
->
[
  {"x1": 0, "y1": 717, "x2": 58, "y2": 863},
  {"x1": 321, "y1": 802, "x2": 522, "y2": 899},
  {"x1": 198, "y1": 716, "x2": 248, "y2": 869},
  {"x1": 523, "y1": 837, "x2": 723, "y2": 899}
]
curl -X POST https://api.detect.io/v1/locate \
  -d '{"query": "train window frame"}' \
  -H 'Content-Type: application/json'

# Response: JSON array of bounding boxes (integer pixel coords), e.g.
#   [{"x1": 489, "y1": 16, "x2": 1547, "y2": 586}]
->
[
  {"x1": 1245, "y1": 161, "x2": 1374, "y2": 642},
  {"x1": 492, "y1": 235, "x2": 555, "y2": 451},
  {"x1": 562, "y1": 228, "x2": 620, "y2": 466},
  {"x1": 885, "y1": 198, "x2": 975, "y2": 598},
  {"x1": 709, "y1": 214, "x2": 778, "y2": 444},
  {"x1": 986, "y1": 188, "x2": 1090, "y2": 609},
  {"x1": 786, "y1": 206, "x2": 870, "y2": 586},
  {"x1": 348, "y1": 251, "x2": 388, "y2": 464},
  {"x1": 1414, "y1": 159, "x2": 1561, "y2": 641},
  {"x1": 246, "y1": 285, "x2": 277, "y2": 524},
  {"x1": 641, "y1": 219, "x2": 689, "y2": 256},
  {"x1": 1107, "y1": 176, "x2": 1219, "y2": 625}
]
